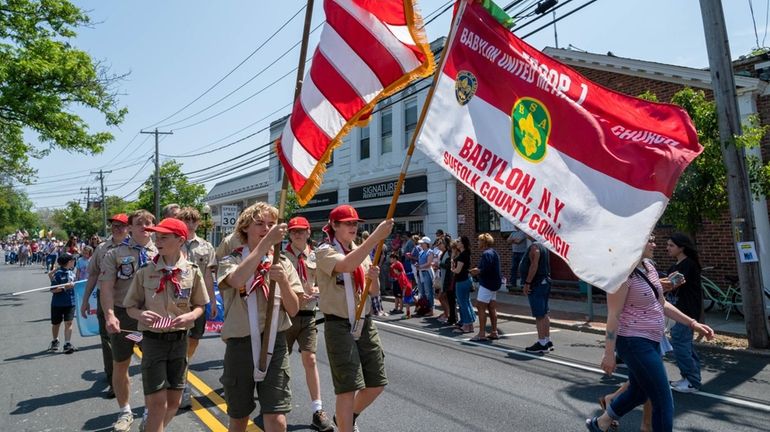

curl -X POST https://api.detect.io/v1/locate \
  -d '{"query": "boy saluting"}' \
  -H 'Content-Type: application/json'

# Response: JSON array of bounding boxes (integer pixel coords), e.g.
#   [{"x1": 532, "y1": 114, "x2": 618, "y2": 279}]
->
[{"x1": 124, "y1": 218, "x2": 209, "y2": 432}]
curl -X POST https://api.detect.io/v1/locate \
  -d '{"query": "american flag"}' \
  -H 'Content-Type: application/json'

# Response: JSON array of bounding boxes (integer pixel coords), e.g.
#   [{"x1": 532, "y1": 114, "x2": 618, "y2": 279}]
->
[
  {"x1": 124, "y1": 332, "x2": 143, "y2": 343},
  {"x1": 151, "y1": 316, "x2": 175, "y2": 329},
  {"x1": 276, "y1": 0, "x2": 435, "y2": 205}
]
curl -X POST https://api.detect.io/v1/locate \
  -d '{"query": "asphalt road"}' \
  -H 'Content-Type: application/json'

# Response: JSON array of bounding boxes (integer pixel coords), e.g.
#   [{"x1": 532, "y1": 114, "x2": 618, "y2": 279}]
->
[{"x1": 2, "y1": 263, "x2": 769, "y2": 431}]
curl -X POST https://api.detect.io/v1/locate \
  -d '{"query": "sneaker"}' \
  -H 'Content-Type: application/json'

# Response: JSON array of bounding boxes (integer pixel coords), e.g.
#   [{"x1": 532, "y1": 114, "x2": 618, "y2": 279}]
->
[
  {"x1": 669, "y1": 378, "x2": 687, "y2": 387},
  {"x1": 63, "y1": 342, "x2": 76, "y2": 354},
  {"x1": 113, "y1": 411, "x2": 134, "y2": 432},
  {"x1": 525, "y1": 341, "x2": 551, "y2": 353},
  {"x1": 311, "y1": 409, "x2": 334, "y2": 431},
  {"x1": 179, "y1": 386, "x2": 192, "y2": 409},
  {"x1": 391, "y1": 309, "x2": 403, "y2": 315},
  {"x1": 104, "y1": 386, "x2": 116, "y2": 399},
  {"x1": 138, "y1": 409, "x2": 147, "y2": 432},
  {"x1": 671, "y1": 379, "x2": 698, "y2": 393},
  {"x1": 545, "y1": 341, "x2": 554, "y2": 351},
  {"x1": 48, "y1": 339, "x2": 60, "y2": 352},
  {"x1": 333, "y1": 415, "x2": 360, "y2": 432}
]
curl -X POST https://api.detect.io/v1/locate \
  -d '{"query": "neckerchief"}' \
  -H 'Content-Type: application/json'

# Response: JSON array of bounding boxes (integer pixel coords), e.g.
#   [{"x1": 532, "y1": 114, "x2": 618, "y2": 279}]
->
[
  {"x1": 151, "y1": 255, "x2": 182, "y2": 297},
  {"x1": 286, "y1": 244, "x2": 307, "y2": 284},
  {"x1": 330, "y1": 238, "x2": 366, "y2": 339},
  {"x1": 122, "y1": 238, "x2": 149, "y2": 268},
  {"x1": 239, "y1": 246, "x2": 280, "y2": 382},
  {"x1": 244, "y1": 255, "x2": 271, "y2": 299}
]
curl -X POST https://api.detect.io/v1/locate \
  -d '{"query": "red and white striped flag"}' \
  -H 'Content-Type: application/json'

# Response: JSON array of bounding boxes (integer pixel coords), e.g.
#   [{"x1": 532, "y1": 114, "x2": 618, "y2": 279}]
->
[
  {"x1": 151, "y1": 316, "x2": 175, "y2": 329},
  {"x1": 124, "y1": 332, "x2": 143, "y2": 343},
  {"x1": 276, "y1": 0, "x2": 436, "y2": 205}
]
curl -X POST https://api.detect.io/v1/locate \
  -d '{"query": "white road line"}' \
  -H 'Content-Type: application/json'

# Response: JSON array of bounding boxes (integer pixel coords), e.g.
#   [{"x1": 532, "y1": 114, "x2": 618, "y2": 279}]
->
[{"x1": 377, "y1": 320, "x2": 770, "y2": 413}]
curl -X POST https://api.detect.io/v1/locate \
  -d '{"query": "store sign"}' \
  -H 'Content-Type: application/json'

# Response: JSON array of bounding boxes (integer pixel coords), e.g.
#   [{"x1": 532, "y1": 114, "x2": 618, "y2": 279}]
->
[
  {"x1": 349, "y1": 176, "x2": 427, "y2": 202},
  {"x1": 220, "y1": 205, "x2": 239, "y2": 227},
  {"x1": 304, "y1": 191, "x2": 338, "y2": 208}
]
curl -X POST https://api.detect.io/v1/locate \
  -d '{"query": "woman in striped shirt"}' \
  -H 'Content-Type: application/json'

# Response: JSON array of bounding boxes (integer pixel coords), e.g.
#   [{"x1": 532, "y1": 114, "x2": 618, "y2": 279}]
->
[{"x1": 585, "y1": 236, "x2": 714, "y2": 432}]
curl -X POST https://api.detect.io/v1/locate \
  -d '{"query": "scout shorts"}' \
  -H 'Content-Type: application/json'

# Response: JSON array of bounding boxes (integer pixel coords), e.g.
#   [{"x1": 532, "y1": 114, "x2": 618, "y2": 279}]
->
[
  {"x1": 285, "y1": 313, "x2": 318, "y2": 354},
  {"x1": 140, "y1": 333, "x2": 188, "y2": 395},
  {"x1": 220, "y1": 332, "x2": 291, "y2": 418},
  {"x1": 109, "y1": 306, "x2": 139, "y2": 362},
  {"x1": 324, "y1": 315, "x2": 388, "y2": 394},
  {"x1": 189, "y1": 313, "x2": 206, "y2": 339}
]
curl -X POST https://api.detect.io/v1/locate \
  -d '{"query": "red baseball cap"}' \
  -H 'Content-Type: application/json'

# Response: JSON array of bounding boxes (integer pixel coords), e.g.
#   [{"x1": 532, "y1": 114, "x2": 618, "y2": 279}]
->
[
  {"x1": 329, "y1": 205, "x2": 363, "y2": 222},
  {"x1": 145, "y1": 218, "x2": 189, "y2": 239},
  {"x1": 288, "y1": 216, "x2": 310, "y2": 230},
  {"x1": 108, "y1": 213, "x2": 129, "y2": 225}
]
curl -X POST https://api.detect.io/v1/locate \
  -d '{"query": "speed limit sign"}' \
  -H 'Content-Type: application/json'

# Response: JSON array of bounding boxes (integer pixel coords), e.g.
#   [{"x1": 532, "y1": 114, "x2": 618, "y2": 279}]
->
[{"x1": 220, "y1": 205, "x2": 238, "y2": 227}]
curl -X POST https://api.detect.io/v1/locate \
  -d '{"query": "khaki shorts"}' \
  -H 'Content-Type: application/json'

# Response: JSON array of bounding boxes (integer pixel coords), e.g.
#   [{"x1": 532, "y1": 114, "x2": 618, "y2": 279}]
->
[
  {"x1": 220, "y1": 332, "x2": 291, "y2": 418},
  {"x1": 140, "y1": 333, "x2": 188, "y2": 395},
  {"x1": 109, "y1": 306, "x2": 139, "y2": 362},
  {"x1": 285, "y1": 313, "x2": 318, "y2": 354},
  {"x1": 324, "y1": 316, "x2": 388, "y2": 394}
]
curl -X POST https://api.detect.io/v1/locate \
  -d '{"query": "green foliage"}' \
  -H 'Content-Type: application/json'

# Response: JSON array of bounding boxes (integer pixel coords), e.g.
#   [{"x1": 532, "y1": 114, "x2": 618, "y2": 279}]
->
[
  {"x1": 133, "y1": 160, "x2": 207, "y2": 214},
  {"x1": 659, "y1": 88, "x2": 769, "y2": 235},
  {"x1": 51, "y1": 200, "x2": 100, "y2": 238},
  {"x1": 0, "y1": 183, "x2": 39, "y2": 236},
  {"x1": 737, "y1": 115, "x2": 770, "y2": 197},
  {"x1": 0, "y1": 0, "x2": 127, "y2": 183}
]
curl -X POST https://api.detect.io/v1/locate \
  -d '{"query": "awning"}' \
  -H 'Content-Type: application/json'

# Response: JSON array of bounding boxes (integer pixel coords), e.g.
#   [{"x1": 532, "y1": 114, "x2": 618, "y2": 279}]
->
[{"x1": 295, "y1": 200, "x2": 427, "y2": 223}]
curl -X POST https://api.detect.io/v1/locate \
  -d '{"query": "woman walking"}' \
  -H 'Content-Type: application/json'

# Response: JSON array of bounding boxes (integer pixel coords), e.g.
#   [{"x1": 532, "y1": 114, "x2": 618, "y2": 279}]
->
[{"x1": 585, "y1": 235, "x2": 714, "y2": 432}]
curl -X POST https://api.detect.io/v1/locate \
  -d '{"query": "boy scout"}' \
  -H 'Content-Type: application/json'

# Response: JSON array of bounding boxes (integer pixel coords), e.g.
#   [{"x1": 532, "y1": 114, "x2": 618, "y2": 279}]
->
[
  {"x1": 314, "y1": 205, "x2": 393, "y2": 432},
  {"x1": 175, "y1": 207, "x2": 217, "y2": 409},
  {"x1": 79, "y1": 213, "x2": 130, "y2": 399},
  {"x1": 283, "y1": 216, "x2": 333, "y2": 431},
  {"x1": 100, "y1": 209, "x2": 157, "y2": 432},
  {"x1": 124, "y1": 218, "x2": 209, "y2": 432},
  {"x1": 217, "y1": 202, "x2": 300, "y2": 432}
]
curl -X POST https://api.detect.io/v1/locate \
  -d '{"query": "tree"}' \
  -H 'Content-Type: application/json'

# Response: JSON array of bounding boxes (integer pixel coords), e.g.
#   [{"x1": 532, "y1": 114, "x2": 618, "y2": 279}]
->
[
  {"x1": 0, "y1": 0, "x2": 127, "y2": 183},
  {"x1": 51, "y1": 200, "x2": 100, "y2": 238},
  {"x1": 654, "y1": 88, "x2": 770, "y2": 235},
  {"x1": 0, "y1": 182, "x2": 39, "y2": 236},
  {"x1": 134, "y1": 160, "x2": 207, "y2": 215}
]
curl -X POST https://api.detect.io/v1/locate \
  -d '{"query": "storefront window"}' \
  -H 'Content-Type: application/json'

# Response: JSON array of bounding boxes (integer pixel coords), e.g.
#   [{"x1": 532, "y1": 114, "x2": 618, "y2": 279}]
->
[
  {"x1": 404, "y1": 98, "x2": 417, "y2": 148},
  {"x1": 475, "y1": 196, "x2": 500, "y2": 232},
  {"x1": 381, "y1": 108, "x2": 392, "y2": 154},
  {"x1": 360, "y1": 125, "x2": 370, "y2": 160}
]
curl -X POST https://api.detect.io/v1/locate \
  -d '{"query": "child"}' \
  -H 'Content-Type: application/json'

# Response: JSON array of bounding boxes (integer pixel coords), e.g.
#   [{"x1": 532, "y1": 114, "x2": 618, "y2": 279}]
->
[
  {"x1": 49, "y1": 253, "x2": 77, "y2": 353},
  {"x1": 76, "y1": 245, "x2": 93, "y2": 281},
  {"x1": 124, "y1": 218, "x2": 209, "y2": 432},
  {"x1": 388, "y1": 253, "x2": 407, "y2": 316}
]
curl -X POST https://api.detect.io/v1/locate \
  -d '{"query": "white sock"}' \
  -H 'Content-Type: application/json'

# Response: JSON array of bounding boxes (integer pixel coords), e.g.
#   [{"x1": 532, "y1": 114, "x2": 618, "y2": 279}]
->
[
  {"x1": 120, "y1": 404, "x2": 131, "y2": 414},
  {"x1": 312, "y1": 399, "x2": 323, "y2": 412},
  {"x1": 538, "y1": 338, "x2": 548, "y2": 345}
]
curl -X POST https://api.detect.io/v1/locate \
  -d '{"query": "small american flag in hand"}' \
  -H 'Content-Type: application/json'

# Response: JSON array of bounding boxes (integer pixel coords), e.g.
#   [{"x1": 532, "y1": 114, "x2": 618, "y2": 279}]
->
[
  {"x1": 151, "y1": 316, "x2": 174, "y2": 329},
  {"x1": 125, "y1": 332, "x2": 143, "y2": 343}
]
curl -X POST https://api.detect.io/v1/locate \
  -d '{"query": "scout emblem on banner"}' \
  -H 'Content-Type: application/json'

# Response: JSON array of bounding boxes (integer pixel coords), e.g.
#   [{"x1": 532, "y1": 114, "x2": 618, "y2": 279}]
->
[
  {"x1": 416, "y1": 1, "x2": 702, "y2": 291},
  {"x1": 276, "y1": 0, "x2": 435, "y2": 205},
  {"x1": 73, "y1": 280, "x2": 99, "y2": 337}
]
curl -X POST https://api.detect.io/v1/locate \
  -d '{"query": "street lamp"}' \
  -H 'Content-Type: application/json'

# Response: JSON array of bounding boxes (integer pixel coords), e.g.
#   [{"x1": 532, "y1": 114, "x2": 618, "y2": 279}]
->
[{"x1": 202, "y1": 204, "x2": 211, "y2": 242}]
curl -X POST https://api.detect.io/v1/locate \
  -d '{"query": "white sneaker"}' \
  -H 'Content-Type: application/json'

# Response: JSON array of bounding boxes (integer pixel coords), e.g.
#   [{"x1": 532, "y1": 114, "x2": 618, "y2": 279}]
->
[
  {"x1": 179, "y1": 386, "x2": 192, "y2": 409},
  {"x1": 671, "y1": 379, "x2": 698, "y2": 393},
  {"x1": 113, "y1": 412, "x2": 134, "y2": 432},
  {"x1": 669, "y1": 378, "x2": 687, "y2": 387}
]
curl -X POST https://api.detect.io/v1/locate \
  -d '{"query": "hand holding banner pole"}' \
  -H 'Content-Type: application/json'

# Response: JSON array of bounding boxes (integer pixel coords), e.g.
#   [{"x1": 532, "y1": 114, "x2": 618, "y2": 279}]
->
[{"x1": 260, "y1": 0, "x2": 315, "y2": 374}]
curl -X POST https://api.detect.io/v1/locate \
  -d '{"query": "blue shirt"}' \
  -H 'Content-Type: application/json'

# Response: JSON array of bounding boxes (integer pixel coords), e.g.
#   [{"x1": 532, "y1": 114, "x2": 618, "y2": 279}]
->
[
  {"x1": 51, "y1": 268, "x2": 76, "y2": 307},
  {"x1": 477, "y1": 248, "x2": 502, "y2": 291}
]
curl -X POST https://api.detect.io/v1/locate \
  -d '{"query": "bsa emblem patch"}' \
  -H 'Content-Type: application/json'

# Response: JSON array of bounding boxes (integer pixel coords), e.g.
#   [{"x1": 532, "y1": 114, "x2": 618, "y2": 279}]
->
[
  {"x1": 511, "y1": 97, "x2": 551, "y2": 163},
  {"x1": 455, "y1": 71, "x2": 478, "y2": 106}
]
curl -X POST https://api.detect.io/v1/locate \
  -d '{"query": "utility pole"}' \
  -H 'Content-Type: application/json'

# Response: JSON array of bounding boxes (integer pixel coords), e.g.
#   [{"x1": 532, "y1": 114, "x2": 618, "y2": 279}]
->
[
  {"x1": 141, "y1": 128, "x2": 173, "y2": 221},
  {"x1": 91, "y1": 170, "x2": 112, "y2": 237},
  {"x1": 80, "y1": 187, "x2": 96, "y2": 210},
  {"x1": 700, "y1": 0, "x2": 769, "y2": 348}
]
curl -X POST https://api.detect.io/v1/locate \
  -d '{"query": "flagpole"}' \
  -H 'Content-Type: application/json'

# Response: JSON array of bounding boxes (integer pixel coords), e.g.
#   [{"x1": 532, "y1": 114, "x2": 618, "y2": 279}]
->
[
  {"x1": 12, "y1": 280, "x2": 88, "y2": 296},
  {"x1": 353, "y1": 0, "x2": 468, "y2": 325},
  {"x1": 260, "y1": 0, "x2": 315, "y2": 374}
]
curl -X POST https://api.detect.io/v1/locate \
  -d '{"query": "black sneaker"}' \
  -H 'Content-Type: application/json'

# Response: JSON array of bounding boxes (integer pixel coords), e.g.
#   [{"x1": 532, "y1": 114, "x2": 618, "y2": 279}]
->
[
  {"x1": 545, "y1": 341, "x2": 554, "y2": 351},
  {"x1": 48, "y1": 339, "x2": 60, "y2": 352},
  {"x1": 525, "y1": 341, "x2": 550, "y2": 353},
  {"x1": 390, "y1": 309, "x2": 403, "y2": 314},
  {"x1": 311, "y1": 409, "x2": 334, "y2": 431},
  {"x1": 63, "y1": 342, "x2": 76, "y2": 354}
]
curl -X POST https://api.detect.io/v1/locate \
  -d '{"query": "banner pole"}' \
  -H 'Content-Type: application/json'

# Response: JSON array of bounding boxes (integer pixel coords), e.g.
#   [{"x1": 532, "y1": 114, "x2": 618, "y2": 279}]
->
[
  {"x1": 12, "y1": 279, "x2": 88, "y2": 296},
  {"x1": 352, "y1": 0, "x2": 468, "y2": 325},
  {"x1": 260, "y1": 0, "x2": 315, "y2": 373}
]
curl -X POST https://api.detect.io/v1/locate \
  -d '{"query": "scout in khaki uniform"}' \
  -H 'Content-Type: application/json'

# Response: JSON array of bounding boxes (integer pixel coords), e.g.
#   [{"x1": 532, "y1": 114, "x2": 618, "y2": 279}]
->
[
  {"x1": 176, "y1": 207, "x2": 218, "y2": 409},
  {"x1": 217, "y1": 202, "x2": 300, "y2": 432},
  {"x1": 79, "y1": 213, "x2": 130, "y2": 399},
  {"x1": 283, "y1": 216, "x2": 334, "y2": 431},
  {"x1": 124, "y1": 218, "x2": 209, "y2": 432},
  {"x1": 99, "y1": 209, "x2": 157, "y2": 432},
  {"x1": 314, "y1": 205, "x2": 393, "y2": 432}
]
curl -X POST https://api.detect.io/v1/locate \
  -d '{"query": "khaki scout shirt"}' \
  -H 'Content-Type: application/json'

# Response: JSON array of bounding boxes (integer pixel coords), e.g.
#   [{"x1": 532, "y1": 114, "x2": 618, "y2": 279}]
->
[
  {"x1": 185, "y1": 235, "x2": 216, "y2": 271},
  {"x1": 315, "y1": 242, "x2": 372, "y2": 318},
  {"x1": 98, "y1": 239, "x2": 157, "y2": 307},
  {"x1": 215, "y1": 233, "x2": 243, "y2": 262},
  {"x1": 87, "y1": 236, "x2": 122, "y2": 282},
  {"x1": 283, "y1": 244, "x2": 317, "y2": 312},
  {"x1": 217, "y1": 248, "x2": 301, "y2": 340},
  {"x1": 123, "y1": 256, "x2": 209, "y2": 332}
]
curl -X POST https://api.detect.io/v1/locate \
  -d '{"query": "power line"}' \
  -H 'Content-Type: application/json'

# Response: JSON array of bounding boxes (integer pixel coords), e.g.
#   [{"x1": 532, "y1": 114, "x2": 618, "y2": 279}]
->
[{"x1": 146, "y1": 3, "x2": 308, "y2": 129}]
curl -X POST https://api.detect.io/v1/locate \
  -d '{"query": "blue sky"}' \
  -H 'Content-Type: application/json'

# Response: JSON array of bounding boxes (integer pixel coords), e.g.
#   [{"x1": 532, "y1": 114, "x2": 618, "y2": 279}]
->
[{"x1": 21, "y1": 0, "x2": 763, "y2": 209}]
